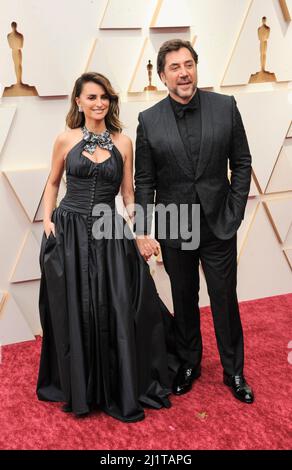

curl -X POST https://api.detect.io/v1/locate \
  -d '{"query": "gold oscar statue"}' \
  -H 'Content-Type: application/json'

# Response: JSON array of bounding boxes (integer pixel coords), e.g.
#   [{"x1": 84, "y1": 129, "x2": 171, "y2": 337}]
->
[
  {"x1": 4, "y1": 22, "x2": 38, "y2": 97},
  {"x1": 249, "y1": 17, "x2": 276, "y2": 83},
  {"x1": 144, "y1": 60, "x2": 157, "y2": 91},
  {"x1": 279, "y1": 0, "x2": 291, "y2": 22}
]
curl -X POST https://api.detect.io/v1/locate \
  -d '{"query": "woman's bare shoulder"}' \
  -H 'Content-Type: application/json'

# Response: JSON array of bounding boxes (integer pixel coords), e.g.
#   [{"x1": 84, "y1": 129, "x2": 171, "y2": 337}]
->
[
  {"x1": 113, "y1": 132, "x2": 132, "y2": 149},
  {"x1": 55, "y1": 128, "x2": 82, "y2": 146},
  {"x1": 53, "y1": 128, "x2": 83, "y2": 160}
]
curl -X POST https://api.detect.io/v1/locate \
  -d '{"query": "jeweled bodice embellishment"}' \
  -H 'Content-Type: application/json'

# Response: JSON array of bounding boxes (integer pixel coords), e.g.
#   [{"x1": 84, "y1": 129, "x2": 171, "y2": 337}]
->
[{"x1": 82, "y1": 126, "x2": 114, "y2": 155}]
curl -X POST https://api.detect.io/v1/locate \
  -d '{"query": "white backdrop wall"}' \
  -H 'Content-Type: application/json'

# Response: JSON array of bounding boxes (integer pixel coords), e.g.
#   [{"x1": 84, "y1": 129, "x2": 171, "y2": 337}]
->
[{"x1": 0, "y1": 0, "x2": 291, "y2": 345}]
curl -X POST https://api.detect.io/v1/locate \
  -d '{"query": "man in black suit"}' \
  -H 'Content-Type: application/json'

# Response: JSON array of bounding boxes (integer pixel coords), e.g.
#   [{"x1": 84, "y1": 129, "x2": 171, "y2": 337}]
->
[{"x1": 134, "y1": 39, "x2": 254, "y2": 404}]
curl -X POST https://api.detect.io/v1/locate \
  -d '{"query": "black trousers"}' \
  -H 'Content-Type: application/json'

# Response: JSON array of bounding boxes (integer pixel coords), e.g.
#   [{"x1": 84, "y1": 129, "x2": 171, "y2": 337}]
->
[{"x1": 160, "y1": 210, "x2": 244, "y2": 377}]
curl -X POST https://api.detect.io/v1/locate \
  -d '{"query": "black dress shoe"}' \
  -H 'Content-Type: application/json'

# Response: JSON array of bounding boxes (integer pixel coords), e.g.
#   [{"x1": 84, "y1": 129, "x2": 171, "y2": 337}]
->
[
  {"x1": 223, "y1": 372, "x2": 254, "y2": 404},
  {"x1": 172, "y1": 365, "x2": 201, "y2": 395}
]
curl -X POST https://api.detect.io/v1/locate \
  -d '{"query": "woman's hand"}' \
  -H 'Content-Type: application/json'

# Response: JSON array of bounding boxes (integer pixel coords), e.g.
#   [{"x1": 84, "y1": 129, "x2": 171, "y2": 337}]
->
[
  {"x1": 42, "y1": 131, "x2": 69, "y2": 240},
  {"x1": 44, "y1": 220, "x2": 56, "y2": 238},
  {"x1": 136, "y1": 235, "x2": 160, "y2": 261}
]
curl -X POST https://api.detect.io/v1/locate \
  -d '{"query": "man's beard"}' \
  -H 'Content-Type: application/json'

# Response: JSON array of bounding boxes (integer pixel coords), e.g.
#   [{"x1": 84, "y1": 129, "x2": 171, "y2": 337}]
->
[{"x1": 170, "y1": 82, "x2": 197, "y2": 100}]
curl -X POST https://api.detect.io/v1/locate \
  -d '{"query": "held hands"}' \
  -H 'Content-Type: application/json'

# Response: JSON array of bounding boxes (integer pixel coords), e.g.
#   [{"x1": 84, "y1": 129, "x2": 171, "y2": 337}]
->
[
  {"x1": 44, "y1": 220, "x2": 56, "y2": 238},
  {"x1": 136, "y1": 235, "x2": 160, "y2": 262}
]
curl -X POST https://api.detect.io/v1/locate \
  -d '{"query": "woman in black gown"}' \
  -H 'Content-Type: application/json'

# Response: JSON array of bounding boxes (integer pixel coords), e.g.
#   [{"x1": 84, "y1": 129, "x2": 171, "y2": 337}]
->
[{"x1": 37, "y1": 72, "x2": 177, "y2": 422}]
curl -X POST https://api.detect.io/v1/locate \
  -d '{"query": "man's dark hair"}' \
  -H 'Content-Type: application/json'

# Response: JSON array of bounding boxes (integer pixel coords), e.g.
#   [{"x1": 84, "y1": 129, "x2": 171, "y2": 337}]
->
[{"x1": 157, "y1": 39, "x2": 198, "y2": 77}]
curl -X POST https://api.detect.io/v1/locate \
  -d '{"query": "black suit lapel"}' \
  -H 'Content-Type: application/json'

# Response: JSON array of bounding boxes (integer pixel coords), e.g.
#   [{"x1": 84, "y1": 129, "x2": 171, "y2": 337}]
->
[
  {"x1": 161, "y1": 97, "x2": 194, "y2": 178},
  {"x1": 195, "y1": 90, "x2": 214, "y2": 180}
]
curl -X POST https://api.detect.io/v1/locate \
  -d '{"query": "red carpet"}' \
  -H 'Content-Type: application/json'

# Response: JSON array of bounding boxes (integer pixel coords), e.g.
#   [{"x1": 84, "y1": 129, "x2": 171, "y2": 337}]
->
[{"x1": 0, "y1": 294, "x2": 291, "y2": 450}]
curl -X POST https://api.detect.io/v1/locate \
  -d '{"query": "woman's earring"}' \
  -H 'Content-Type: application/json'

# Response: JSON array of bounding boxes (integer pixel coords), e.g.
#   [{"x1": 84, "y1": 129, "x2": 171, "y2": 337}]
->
[{"x1": 78, "y1": 105, "x2": 83, "y2": 112}]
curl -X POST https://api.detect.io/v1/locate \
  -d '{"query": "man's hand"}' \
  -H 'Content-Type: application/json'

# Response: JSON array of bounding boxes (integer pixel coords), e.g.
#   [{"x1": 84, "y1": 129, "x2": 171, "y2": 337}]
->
[{"x1": 136, "y1": 235, "x2": 160, "y2": 261}]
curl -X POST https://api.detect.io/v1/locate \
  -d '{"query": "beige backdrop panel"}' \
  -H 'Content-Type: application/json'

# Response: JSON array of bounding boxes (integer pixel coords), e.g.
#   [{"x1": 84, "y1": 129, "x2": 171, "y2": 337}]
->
[{"x1": 223, "y1": 0, "x2": 292, "y2": 85}]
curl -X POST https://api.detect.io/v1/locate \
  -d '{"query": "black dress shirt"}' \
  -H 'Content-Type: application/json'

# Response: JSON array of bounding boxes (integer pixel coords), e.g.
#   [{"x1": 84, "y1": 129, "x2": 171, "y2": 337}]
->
[{"x1": 169, "y1": 90, "x2": 201, "y2": 173}]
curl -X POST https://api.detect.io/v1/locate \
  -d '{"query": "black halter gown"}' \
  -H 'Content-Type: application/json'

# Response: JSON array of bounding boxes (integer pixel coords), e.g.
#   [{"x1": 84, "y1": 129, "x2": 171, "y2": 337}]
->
[{"x1": 36, "y1": 132, "x2": 177, "y2": 422}]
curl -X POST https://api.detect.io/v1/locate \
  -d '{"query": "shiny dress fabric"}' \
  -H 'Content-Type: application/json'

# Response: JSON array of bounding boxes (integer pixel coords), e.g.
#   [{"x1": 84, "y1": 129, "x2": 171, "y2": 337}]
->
[{"x1": 37, "y1": 139, "x2": 177, "y2": 422}]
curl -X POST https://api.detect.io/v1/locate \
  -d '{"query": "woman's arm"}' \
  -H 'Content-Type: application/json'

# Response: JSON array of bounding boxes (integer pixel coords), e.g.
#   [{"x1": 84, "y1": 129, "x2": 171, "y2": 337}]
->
[
  {"x1": 120, "y1": 135, "x2": 135, "y2": 221},
  {"x1": 43, "y1": 133, "x2": 68, "y2": 237},
  {"x1": 120, "y1": 134, "x2": 159, "y2": 260}
]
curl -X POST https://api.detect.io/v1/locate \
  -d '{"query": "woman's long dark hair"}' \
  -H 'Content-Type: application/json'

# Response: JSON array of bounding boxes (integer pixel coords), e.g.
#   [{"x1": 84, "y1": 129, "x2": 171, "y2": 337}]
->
[{"x1": 66, "y1": 72, "x2": 123, "y2": 133}]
